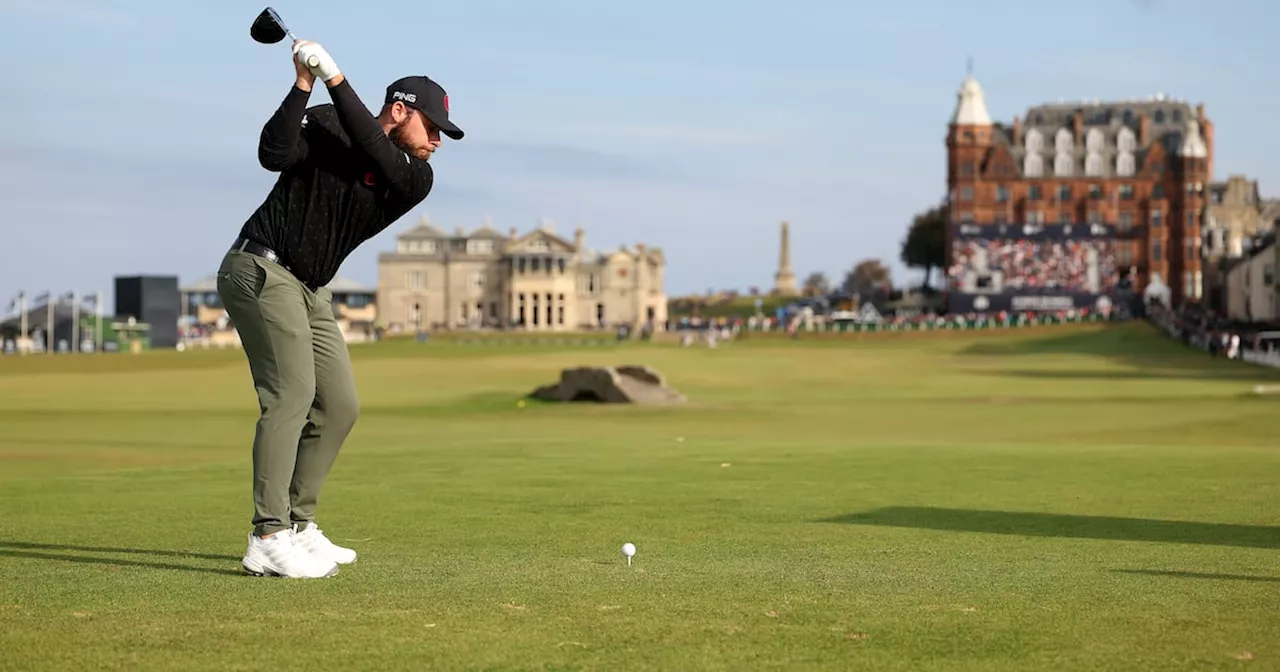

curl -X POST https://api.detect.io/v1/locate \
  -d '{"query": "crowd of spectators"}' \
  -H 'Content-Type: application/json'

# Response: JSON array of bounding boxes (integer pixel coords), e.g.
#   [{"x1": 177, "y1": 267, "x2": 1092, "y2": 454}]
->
[
  {"x1": 1146, "y1": 300, "x2": 1280, "y2": 361},
  {"x1": 948, "y1": 239, "x2": 1119, "y2": 293}
]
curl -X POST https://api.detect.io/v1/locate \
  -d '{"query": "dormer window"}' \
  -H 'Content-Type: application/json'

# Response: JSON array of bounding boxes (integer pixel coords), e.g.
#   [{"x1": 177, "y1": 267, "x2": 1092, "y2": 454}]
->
[
  {"x1": 1116, "y1": 153, "x2": 1136, "y2": 177},
  {"x1": 1024, "y1": 154, "x2": 1043, "y2": 177},
  {"x1": 1085, "y1": 153, "x2": 1103, "y2": 177},
  {"x1": 1025, "y1": 129, "x2": 1043, "y2": 153},
  {"x1": 1085, "y1": 128, "x2": 1104, "y2": 152},
  {"x1": 1054, "y1": 153, "x2": 1073, "y2": 177},
  {"x1": 1117, "y1": 127, "x2": 1136, "y2": 152},
  {"x1": 1054, "y1": 128, "x2": 1074, "y2": 153}
]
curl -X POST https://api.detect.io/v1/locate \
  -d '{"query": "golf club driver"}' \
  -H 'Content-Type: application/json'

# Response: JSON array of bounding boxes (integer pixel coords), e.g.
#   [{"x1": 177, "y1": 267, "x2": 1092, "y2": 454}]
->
[{"x1": 251, "y1": 7, "x2": 319, "y2": 68}]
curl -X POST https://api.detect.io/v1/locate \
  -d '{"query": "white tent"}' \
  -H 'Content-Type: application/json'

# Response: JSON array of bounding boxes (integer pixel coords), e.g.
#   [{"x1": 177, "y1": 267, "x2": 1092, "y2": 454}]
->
[
  {"x1": 1144, "y1": 273, "x2": 1171, "y2": 307},
  {"x1": 857, "y1": 302, "x2": 883, "y2": 323}
]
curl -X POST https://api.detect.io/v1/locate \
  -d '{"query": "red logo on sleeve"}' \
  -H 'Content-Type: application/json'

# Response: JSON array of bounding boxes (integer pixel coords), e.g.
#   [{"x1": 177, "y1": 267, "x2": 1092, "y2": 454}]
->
[{"x1": 363, "y1": 172, "x2": 376, "y2": 186}]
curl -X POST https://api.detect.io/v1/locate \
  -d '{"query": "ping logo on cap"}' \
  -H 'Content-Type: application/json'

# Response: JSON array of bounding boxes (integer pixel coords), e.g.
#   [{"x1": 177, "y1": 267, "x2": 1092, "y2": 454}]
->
[
  {"x1": 392, "y1": 91, "x2": 417, "y2": 103},
  {"x1": 443, "y1": 95, "x2": 449, "y2": 111}
]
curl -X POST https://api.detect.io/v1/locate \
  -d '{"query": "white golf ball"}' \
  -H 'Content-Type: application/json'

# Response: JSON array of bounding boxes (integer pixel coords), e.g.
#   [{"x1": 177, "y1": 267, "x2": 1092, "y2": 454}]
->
[{"x1": 621, "y1": 543, "x2": 636, "y2": 557}]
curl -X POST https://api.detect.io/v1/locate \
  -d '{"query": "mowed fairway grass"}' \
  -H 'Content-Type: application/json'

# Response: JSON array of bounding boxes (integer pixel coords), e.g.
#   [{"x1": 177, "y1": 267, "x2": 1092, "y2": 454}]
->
[{"x1": 1, "y1": 323, "x2": 1279, "y2": 671}]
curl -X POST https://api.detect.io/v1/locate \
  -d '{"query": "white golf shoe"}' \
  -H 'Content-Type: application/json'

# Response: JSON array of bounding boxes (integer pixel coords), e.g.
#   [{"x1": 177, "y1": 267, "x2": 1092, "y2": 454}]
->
[
  {"x1": 293, "y1": 522, "x2": 358, "y2": 565},
  {"x1": 241, "y1": 528, "x2": 339, "y2": 578}
]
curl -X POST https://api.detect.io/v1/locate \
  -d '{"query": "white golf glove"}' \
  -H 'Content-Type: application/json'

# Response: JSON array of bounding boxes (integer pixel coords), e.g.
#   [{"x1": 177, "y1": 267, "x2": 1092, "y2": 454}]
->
[{"x1": 294, "y1": 41, "x2": 341, "y2": 82}]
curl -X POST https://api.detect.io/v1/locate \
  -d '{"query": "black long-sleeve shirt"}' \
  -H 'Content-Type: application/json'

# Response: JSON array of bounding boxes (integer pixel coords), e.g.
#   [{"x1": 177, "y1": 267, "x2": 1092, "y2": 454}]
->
[{"x1": 237, "y1": 79, "x2": 434, "y2": 288}]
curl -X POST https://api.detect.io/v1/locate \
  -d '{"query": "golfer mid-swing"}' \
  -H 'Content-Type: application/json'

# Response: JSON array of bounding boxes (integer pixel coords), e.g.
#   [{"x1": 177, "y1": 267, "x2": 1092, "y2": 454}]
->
[{"x1": 217, "y1": 40, "x2": 463, "y2": 578}]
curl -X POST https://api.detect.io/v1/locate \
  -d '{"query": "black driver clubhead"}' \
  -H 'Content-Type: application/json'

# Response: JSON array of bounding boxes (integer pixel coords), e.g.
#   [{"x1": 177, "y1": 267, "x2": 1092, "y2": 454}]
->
[{"x1": 250, "y1": 7, "x2": 289, "y2": 45}]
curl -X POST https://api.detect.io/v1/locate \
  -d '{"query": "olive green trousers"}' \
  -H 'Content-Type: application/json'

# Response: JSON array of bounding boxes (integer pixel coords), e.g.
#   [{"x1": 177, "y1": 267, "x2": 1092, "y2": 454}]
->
[{"x1": 216, "y1": 250, "x2": 359, "y2": 537}]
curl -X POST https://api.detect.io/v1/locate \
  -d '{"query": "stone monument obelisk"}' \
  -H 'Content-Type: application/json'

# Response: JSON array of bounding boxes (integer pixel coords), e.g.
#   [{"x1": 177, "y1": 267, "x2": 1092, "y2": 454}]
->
[{"x1": 772, "y1": 221, "x2": 799, "y2": 296}]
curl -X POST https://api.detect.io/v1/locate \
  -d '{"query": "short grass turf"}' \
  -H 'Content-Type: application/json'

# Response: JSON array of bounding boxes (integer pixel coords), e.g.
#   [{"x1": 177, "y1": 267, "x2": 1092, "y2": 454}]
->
[{"x1": 1, "y1": 322, "x2": 1278, "y2": 671}]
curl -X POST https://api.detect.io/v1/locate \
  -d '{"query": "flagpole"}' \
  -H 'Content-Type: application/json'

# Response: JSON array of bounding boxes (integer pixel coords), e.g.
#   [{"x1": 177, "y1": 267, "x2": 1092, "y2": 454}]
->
[
  {"x1": 72, "y1": 291, "x2": 80, "y2": 354},
  {"x1": 95, "y1": 290, "x2": 103, "y2": 353},
  {"x1": 18, "y1": 292, "x2": 27, "y2": 356},
  {"x1": 46, "y1": 290, "x2": 53, "y2": 354}
]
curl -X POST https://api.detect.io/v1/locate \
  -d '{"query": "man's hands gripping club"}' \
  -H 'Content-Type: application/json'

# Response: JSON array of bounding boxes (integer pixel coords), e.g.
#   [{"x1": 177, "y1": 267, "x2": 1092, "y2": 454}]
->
[{"x1": 292, "y1": 40, "x2": 342, "y2": 89}]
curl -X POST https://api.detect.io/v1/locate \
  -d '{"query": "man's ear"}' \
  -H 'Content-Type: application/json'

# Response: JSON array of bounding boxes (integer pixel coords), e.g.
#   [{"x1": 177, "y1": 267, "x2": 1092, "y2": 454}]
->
[{"x1": 378, "y1": 102, "x2": 404, "y2": 124}]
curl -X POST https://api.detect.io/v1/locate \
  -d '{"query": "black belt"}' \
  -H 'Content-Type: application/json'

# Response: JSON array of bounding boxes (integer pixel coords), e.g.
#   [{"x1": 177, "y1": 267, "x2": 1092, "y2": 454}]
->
[{"x1": 230, "y1": 237, "x2": 318, "y2": 291}]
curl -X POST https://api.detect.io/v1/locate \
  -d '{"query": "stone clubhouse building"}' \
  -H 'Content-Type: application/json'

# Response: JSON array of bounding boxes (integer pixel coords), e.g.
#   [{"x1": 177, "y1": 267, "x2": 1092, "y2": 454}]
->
[{"x1": 376, "y1": 216, "x2": 668, "y2": 334}]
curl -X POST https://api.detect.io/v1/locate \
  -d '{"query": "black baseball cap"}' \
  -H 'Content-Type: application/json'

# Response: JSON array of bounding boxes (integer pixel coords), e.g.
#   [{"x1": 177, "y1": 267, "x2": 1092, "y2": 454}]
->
[{"x1": 385, "y1": 76, "x2": 464, "y2": 140}]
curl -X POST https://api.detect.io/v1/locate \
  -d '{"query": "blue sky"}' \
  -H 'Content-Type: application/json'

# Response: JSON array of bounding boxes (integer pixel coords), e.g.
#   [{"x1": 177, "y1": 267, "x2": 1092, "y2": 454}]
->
[{"x1": 2, "y1": 0, "x2": 1278, "y2": 308}]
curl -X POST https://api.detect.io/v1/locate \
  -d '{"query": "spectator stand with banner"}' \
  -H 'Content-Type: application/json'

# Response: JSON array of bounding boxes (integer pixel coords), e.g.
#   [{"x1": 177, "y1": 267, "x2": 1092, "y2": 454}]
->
[{"x1": 946, "y1": 221, "x2": 1122, "y2": 315}]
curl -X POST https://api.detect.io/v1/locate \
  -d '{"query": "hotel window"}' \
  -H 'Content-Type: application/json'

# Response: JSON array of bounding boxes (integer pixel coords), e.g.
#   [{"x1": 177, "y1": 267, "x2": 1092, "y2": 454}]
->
[
  {"x1": 1116, "y1": 244, "x2": 1134, "y2": 266},
  {"x1": 1024, "y1": 154, "x2": 1043, "y2": 177},
  {"x1": 1054, "y1": 153, "x2": 1073, "y2": 176},
  {"x1": 1116, "y1": 153, "x2": 1136, "y2": 176},
  {"x1": 1085, "y1": 153, "x2": 1103, "y2": 177}
]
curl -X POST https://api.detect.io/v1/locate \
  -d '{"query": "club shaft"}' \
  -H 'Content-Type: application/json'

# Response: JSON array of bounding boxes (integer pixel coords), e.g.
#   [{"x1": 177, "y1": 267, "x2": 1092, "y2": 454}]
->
[{"x1": 285, "y1": 29, "x2": 319, "y2": 67}]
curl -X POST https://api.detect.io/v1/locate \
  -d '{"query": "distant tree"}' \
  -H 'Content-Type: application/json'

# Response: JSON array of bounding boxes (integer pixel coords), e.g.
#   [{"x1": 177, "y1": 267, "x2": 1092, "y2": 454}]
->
[
  {"x1": 841, "y1": 259, "x2": 892, "y2": 300},
  {"x1": 900, "y1": 203, "x2": 947, "y2": 290},
  {"x1": 802, "y1": 272, "x2": 830, "y2": 297}
]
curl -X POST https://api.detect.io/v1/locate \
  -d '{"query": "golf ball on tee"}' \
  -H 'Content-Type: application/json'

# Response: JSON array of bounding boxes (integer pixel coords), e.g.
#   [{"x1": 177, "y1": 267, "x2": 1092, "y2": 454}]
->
[{"x1": 621, "y1": 543, "x2": 636, "y2": 558}]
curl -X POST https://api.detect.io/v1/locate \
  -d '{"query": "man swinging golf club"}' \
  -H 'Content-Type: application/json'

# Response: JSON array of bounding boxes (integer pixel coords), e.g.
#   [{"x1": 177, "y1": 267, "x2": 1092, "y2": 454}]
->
[{"x1": 217, "y1": 38, "x2": 463, "y2": 578}]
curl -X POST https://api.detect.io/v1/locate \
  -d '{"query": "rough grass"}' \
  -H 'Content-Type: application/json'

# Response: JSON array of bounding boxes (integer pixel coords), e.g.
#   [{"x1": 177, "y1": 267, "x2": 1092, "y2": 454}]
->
[{"x1": 0, "y1": 322, "x2": 1278, "y2": 671}]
